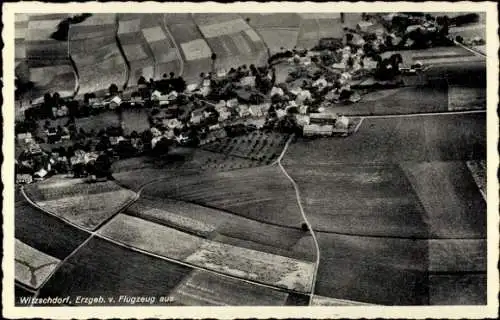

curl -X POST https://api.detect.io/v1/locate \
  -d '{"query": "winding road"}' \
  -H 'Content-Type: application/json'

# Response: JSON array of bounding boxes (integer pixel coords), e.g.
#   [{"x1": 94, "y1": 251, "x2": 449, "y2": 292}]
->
[{"x1": 274, "y1": 135, "x2": 321, "y2": 306}]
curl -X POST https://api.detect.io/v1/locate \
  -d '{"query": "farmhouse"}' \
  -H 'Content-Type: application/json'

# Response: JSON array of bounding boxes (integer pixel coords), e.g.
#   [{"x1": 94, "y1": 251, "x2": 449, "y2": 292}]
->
[
  {"x1": 16, "y1": 173, "x2": 33, "y2": 184},
  {"x1": 309, "y1": 113, "x2": 338, "y2": 125},
  {"x1": 190, "y1": 109, "x2": 204, "y2": 124},
  {"x1": 303, "y1": 124, "x2": 334, "y2": 137},
  {"x1": 107, "y1": 96, "x2": 122, "y2": 110},
  {"x1": 295, "y1": 114, "x2": 310, "y2": 126}
]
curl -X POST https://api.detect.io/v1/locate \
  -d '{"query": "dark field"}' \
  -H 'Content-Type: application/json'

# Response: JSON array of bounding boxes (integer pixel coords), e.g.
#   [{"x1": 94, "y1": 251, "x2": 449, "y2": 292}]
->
[
  {"x1": 140, "y1": 165, "x2": 303, "y2": 227},
  {"x1": 38, "y1": 237, "x2": 193, "y2": 305},
  {"x1": 311, "y1": 234, "x2": 485, "y2": 305},
  {"x1": 284, "y1": 163, "x2": 428, "y2": 237},
  {"x1": 15, "y1": 199, "x2": 90, "y2": 260},
  {"x1": 15, "y1": 285, "x2": 35, "y2": 306},
  {"x1": 312, "y1": 233, "x2": 429, "y2": 305},
  {"x1": 280, "y1": 112, "x2": 486, "y2": 305},
  {"x1": 334, "y1": 85, "x2": 449, "y2": 116},
  {"x1": 283, "y1": 113, "x2": 486, "y2": 165}
]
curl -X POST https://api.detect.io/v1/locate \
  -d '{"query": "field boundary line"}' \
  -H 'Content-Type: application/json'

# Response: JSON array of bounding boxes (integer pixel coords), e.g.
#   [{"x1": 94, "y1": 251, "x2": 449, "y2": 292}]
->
[
  {"x1": 361, "y1": 109, "x2": 485, "y2": 119},
  {"x1": 15, "y1": 281, "x2": 38, "y2": 294},
  {"x1": 29, "y1": 233, "x2": 95, "y2": 306},
  {"x1": 354, "y1": 117, "x2": 364, "y2": 133},
  {"x1": 453, "y1": 40, "x2": 487, "y2": 58},
  {"x1": 275, "y1": 134, "x2": 320, "y2": 306},
  {"x1": 114, "y1": 14, "x2": 131, "y2": 90},
  {"x1": 67, "y1": 23, "x2": 80, "y2": 98},
  {"x1": 162, "y1": 14, "x2": 184, "y2": 77},
  {"x1": 466, "y1": 161, "x2": 487, "y2": 202}
]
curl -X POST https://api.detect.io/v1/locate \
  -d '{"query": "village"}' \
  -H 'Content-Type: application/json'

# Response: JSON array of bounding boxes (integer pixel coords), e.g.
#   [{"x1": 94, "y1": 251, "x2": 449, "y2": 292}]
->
[{"x1": 14, "y1": 12, "x2": 482, "y2": 184}]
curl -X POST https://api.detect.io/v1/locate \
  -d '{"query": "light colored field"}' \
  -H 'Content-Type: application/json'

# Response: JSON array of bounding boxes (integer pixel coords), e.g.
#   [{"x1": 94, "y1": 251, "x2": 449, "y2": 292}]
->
[
  {"x1": 473, "y1": 45, "x2": 485, "y2": 54},
  {"x1": 466, "y1": 160, "x2": 486, "y2": 199},
  {"x1": 231, "y1": 33, "x2": 253, "y2": 55},
  {"x1": 129, "y1": 207, "x2": 216, "y2": 235},
  {"x1": 361, "y1": 88, "x2": 404, "y2": 102},
  {"x1": 312, "y1": 295, "x2": 373, "y2": 306},
  {"x1": 15, "y1": 239, "x2": 60, "y2": 289},
  {"x1": 69, "y1": 18, "x2": 127, "y2": 94},
  {"x1": 36, "y1": 176, "x2": 87, "y2": 190},
  {"x1": 131, "y1": 195, "x2": 315, "y2": 261},
  {"x1": 448, "y1": 86, "x2": 486, "y2": 111},
  {"x1": 180, "y1": 39, "x2": 212, "y2": 61},
  {"x1": 78, "y1": 13, "x2": 116, "y2": 26},
  {"x1": 429, "y1": 239, "x2": 486, "y2": 272},
  {"x1": 37, "y1": 189, "x2": 136, "y2": 230},
  {"x1": 142, "y1": 26, "x2": 167, "y2": 43},
  {"x1": 244, "y1": 29, "x2": 262, "y2": 42},
  {"x1": 192, "y1": 13, "x2": 242, "y2": 27},
  {"x1": 98, "y1": 212, "x2": 313, "y2": 291},
  {"x1": 99, "y1": 214, "x2": 204, "y2": 260},
  {"x1": 26, "y1": 19, "x2": 60, "y2": 36},
  {"x1": 118, "y1": 18, "x2": 141, "y2": 34},
  {"x1": 26, "y1": 178, "x2": 122, "y2": 201},
  {"x1": 15, "y1": 13, "x2": 30, "y2": 22},
  {"x1": 29, "y1": 65, "x2": 74, "y2": 86},
  {"x1": 298, "y1": 13, "x2": 341, "y2": 19},
  {"x1": 185, "y1": 240, "x2": 314, "y2": 292},
  {"x1": 199, "y1": 19, "x2": 249, "y2": 38},
  {"x1": 15, "y1": 25, "x2": 28, "y2": 39},
  {"x1": 121, "y1": 44, "x2": 148, "y2": 61},
  {"x1": 168, "y1": 270, "x2": 289, "y2": 306}
]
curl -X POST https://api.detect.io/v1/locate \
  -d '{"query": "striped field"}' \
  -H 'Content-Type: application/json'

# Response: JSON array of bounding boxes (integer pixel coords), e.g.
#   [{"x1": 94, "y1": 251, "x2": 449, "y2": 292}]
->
[
  {"x1": 16, "y1": 14, "x2": 77, "y2": 100},
  {"x1": 69, "y1": 14, "x2": 127, "y2": 96},
  {"x1": 99, "y1": 213, "x2": 315, "y2": 291}
]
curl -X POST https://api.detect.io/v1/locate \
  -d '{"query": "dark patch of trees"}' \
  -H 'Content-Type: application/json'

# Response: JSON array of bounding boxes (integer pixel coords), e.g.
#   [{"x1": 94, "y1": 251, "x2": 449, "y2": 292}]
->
[{"x1": 51, "y1": 13, "x2": 93, "y2": 41}]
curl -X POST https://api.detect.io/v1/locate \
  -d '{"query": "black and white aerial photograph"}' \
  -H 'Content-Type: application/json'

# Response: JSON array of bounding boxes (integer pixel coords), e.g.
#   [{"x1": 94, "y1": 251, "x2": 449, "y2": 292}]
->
[{"x1": 3, "y1": 1, "x2": 498, "y2": 319}]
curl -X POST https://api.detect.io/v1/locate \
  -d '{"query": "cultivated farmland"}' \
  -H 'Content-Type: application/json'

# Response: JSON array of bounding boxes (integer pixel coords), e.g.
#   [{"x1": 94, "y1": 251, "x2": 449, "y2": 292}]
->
[
  {"x1": 15, "y1": 197, "x2": 90, "y2": 260},
  {"x1": 283, "y1": 114, "x2": 486, "y2": 165},
  {"x1": 193, "y1": 15, "x2": 268, "y2": 73},
  {"x1": 242, "y1": 13, "x2": 301, "y2": 29},
  {"x1": 127, "y1": 196, "x2": 316, "y2": 261},
  {"x1": 99, "y1": 213, "x2": 314, "y2": 291},
  {"x1": 167, "y1": 270, "x2": 290, "y2": 306},
  {"x1": 141, "y1": 165, "x2": 305, "y2": 227},
  {"x1": 20, "y1": 14, "x2": 77, "y2": 101},
  {"x1": 118, "y1": 13, "x2": 183, "y2": 79},
  {"x1": 202, "y1": 131, "x2": 289, "y2": 165},
  {"x1": 330, "y1": 85, "x2": 450, "y2": 116},
  {"x1": 164, "y1": 15, "x2": 212, "y2": 84},
  {"x1": 69, "y1": 14, "x2": 127, "y2": 96},
  {"x1": 117, "y1": 14, "x2": 155, "y2": 84},
  {"x1": 38, "y1": 237, "x2": 193, "y2": 305},
  {"x1": 15, "y1": 239, "x2": 60, "y2": 289},
  {"x1": 111, "y1": 148, "x2": 263, "y2": 191},
  {"x1": 447, "y1": 86, "x2": 486, "y2": 111},
  {"x1": 24, "y1": 176, "x2": 137, "y2": 231},
  {"x1": 279, "y1": 113, "x2": 486, "y2": 305}
]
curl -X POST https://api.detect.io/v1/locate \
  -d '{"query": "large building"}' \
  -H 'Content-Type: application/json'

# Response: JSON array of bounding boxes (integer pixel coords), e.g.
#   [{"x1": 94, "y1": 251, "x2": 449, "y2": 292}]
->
[
  {"x1": 303, "y1": 124, "x2": 334, "y2": 137},
  {"x1": 309, "y1": 113, "x2": 337, "y2": 125}
]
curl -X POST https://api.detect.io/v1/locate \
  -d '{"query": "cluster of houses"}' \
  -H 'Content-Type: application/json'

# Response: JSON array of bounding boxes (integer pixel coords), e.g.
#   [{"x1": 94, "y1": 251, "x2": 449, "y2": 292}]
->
[{"x1": 18, "y1": 15, "x2": 422, "y2": 185}]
